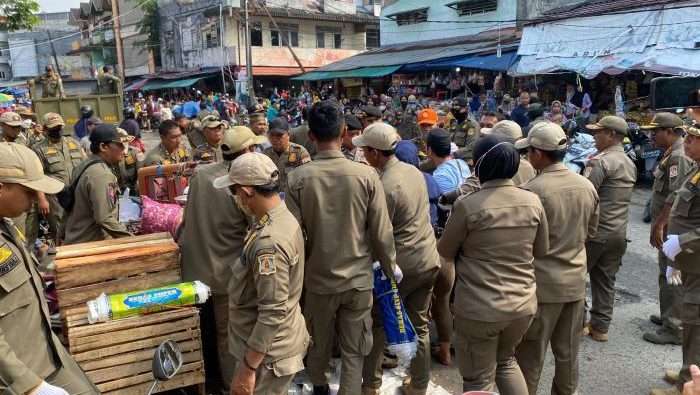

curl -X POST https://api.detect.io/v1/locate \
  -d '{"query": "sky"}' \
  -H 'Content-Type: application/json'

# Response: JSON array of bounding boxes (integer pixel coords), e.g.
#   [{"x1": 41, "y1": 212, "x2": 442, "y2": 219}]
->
[{"x1": 38, "y1": 0, "x2": 83, "y2": 13}]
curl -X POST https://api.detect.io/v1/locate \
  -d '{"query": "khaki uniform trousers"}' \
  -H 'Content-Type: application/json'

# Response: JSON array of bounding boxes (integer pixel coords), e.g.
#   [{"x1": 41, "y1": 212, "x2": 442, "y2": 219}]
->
[
  {"x1": 26, "y1": 195, "x2": 64, "y2": 245},
  {"x1": 305, "y1": 289, "x2": 373, "y2": 395},
  {"x1": 431, "y1": 257, "x2": 455, "y2": 343},
  {"x1": 678, "y1": 272, "x2": 700, "y2": 389},
  {"x1": 586, "y1": 236, "x2": 627, "y2": 333},
  {"x1": 658, "y1": 251, "x2": 683, "y2": 334},
  {"x1": 455, "y1": 315, "x2": 533, "y2": 395},
  {"x1": 362, "y1": 268, "x2": 439, "y2": 393},
  {"x1": 43, "y1": 349, "x2": 99, "y2": 395},
  {"x1": 213, "y1": 294, "x2": 236, "y2": 391},
  {"x1": 515, "y1": 300, "x2": 585, "y2": 395}
]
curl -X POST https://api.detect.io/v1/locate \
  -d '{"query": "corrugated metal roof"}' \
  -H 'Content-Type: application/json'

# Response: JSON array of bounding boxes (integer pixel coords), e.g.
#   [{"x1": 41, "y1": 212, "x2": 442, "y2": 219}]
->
[
  {"x1": 531, "y1": 0, "x2": 687, "y2": 24},
  {"x1": 313, "y1": 28, "x2": 519, "y2": 72}
]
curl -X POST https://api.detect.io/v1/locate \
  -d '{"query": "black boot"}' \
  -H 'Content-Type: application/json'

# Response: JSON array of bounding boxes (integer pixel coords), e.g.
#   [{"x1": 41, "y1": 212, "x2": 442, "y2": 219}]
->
[{"x1": 313, "y1": 384, "x2": 330, "y2": 395}]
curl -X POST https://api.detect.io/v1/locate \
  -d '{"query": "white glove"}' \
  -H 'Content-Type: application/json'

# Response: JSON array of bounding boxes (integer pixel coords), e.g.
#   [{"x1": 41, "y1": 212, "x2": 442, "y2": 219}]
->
[
  {"x1": 393, "y1": 265, "x2": 403, "y2": 284},
  {"x1": 31, "y1": 382, "x2": 69, "y2": 395},
  {"x1": 663, "y1": 235, "x2": 682, "y2": 261},
  {"x1": 666, "y1": 266, "x2": 683, "y2": 286}
]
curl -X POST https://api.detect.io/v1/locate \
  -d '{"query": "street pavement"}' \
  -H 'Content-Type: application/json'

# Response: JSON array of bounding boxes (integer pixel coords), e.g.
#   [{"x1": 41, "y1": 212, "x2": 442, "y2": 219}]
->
[{"x1": 141, "y1": 129, "x2": 675, "y2": 394}]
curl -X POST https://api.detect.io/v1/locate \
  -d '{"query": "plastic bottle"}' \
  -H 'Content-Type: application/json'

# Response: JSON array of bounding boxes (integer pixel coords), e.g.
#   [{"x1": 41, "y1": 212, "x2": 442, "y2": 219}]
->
[{"x1": 87, "y1": 281, "x2": 210, "y2": 324}]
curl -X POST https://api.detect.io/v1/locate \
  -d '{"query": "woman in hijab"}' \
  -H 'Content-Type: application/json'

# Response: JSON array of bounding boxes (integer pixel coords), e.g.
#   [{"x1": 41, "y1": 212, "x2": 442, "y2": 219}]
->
[{"x1": 437, "y1": 135, "x2": 550, "y2": 395}]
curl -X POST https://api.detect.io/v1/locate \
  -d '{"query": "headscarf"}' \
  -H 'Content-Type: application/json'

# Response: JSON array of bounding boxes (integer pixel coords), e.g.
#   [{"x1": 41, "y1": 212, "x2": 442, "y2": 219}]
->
[{"x1": 473, "y1": 134, "x2": 520, "y2": 184}]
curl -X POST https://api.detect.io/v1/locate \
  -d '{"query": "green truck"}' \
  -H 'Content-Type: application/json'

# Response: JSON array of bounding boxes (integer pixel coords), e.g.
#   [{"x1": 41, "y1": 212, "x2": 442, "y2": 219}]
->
[{"x1": 30, "y1": 79, "x2": 123, "y2": 134}]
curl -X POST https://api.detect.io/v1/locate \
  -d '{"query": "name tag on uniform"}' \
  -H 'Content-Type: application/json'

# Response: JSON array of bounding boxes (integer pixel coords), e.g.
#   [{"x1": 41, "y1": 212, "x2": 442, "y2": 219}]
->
[
  {"x1": 68, "y1": 142, "x2": 78, "y2": 150},
  {"x1": 46, "y1": 148, "x2": 58, "y2": 155}
]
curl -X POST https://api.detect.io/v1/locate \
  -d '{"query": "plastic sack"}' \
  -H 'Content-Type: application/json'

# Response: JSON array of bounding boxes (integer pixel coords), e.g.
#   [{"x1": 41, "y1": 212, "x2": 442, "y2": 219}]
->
[
  {"x1": 372, "y1": 262, "x2": 417, "y2": 367},
  {"x1": 140, "y1": 195, "x2": 183, "y2": 236},
  {"x1": 118, "y1": 188, "x2": 141, "y2": 223}
]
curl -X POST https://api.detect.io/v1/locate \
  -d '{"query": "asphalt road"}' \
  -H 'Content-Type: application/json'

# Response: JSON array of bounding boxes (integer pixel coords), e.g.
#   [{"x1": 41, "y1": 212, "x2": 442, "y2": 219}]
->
[{"x1": 141, "y1": 129, "x2": 675, "y2": 395}]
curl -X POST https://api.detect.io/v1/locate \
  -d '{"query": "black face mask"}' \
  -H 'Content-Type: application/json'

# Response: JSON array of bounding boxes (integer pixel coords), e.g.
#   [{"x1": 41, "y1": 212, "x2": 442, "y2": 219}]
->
[
  {"x1": 453, "y1": 108, "x2": 467, "y2": 122},
  {"x1": 48, "y1": 128, "x2": 62, "y2": 139}
]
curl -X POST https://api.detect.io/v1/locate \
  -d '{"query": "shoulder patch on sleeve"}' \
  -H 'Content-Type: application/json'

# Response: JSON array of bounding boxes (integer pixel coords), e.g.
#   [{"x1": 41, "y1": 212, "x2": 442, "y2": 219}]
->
[
  {"x1": 0, "y1": 245, "x2": 20, "y2": 276},
  {"x1": 670, "y1": 164, "x2": 679, "y2": 179},
  {"x1": 583, "y1": 166, "x2": 593, "y2": 178},
  {"x1": 257, "y1": 251, "x2": 276, "y2": 275}
]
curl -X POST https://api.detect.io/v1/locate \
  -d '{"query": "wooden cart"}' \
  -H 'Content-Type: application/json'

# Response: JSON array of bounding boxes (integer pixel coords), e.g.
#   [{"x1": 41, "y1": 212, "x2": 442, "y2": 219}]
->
[{"x1": 54, "y1": 233, "x2": 205, "y2": 394}]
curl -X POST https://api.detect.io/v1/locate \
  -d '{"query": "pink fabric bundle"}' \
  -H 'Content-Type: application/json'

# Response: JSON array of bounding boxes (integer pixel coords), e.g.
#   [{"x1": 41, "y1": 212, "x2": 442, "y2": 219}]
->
[{"x1": 140, "y1": 195, "x2": 183, "y2": 237}]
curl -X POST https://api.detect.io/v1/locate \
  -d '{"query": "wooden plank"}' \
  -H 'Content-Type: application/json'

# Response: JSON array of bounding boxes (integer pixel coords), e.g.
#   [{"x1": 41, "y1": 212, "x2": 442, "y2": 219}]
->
[
  {"x1": 67, "y1": 307, "x2": 197, "y2": 338},
  {"x1": 80, "y1": 339, "x2": 201, "y2": 371},
  {"x1": 57, "y1": 268, "x2": 181, "y2": 310},
  {"x1": 63, "y1": 306, "x2": 88, "y2": 324},
  {"x1": 56, "y1": 233, "x2": 171, "y2": 256},
  {"x1": 56, "y1": 239, "x2": 173, "y2": 260},
  {"x1": 86, "y1": 350, "x2": 202, "y2": 384},
  {"x1": 73, "y1": 329, "x2": 201, "y2": 363},
  {"x1": 96, "y1": 361, "x2": 203, "y2": 392},
  {"x1": 68, "y1": 316, "x2": 199, "y2": 353},
  {"x1": 101, "y1": 370, "x2": 205, "y2": 395},
  {"x1": 56, "y1": 247, "x2": 179, "y2": 289}
]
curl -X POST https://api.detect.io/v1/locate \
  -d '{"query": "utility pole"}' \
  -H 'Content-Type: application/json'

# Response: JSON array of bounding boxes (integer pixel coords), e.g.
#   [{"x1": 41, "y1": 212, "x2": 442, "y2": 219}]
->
[
  {"x1": 110, "y1": 0, "x2": 126, "y2": 80},
  {"x1": 243, "y1": 0, "x2": 255, "y2": 105},
  {"x1": 219, "y1": 2, "x2": 227, "y2": 93},
  {"x1": 259, "y1": 2, "x2": 305, "y2": 73},
  {"x1": 46, "y1": 31, "x2": 63, "y2": 77}
]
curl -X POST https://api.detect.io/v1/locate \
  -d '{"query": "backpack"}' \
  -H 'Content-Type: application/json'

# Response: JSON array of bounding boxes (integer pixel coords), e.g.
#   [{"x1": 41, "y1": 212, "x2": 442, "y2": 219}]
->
[{"x1": 57, "y1": 159, "x2": 104, "y2": 212}]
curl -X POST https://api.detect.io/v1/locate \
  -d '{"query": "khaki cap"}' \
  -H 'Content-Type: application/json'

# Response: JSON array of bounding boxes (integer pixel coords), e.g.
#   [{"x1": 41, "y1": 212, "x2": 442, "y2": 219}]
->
[
  {"x1": 352, "y1": 122, "x2": 399, "y2": 151},
  {"x1": 202, "y1": 115, "x2": 224, "y2": 129},
  {"x1": 687, "y1": 126, "x2": 700, "y2": 137},
  {"x1": 481, "y1": 120, "x2": 523, "y2": 141},
  {"x1": 0, "y1": 143, "x2": 64, "y2": 194},
  {"x1": 0, "y1": 112, "x2": 22, "y2": 127},
  {"x1": 213, "y1": 152, "x2": 279, "y2": 189},
  {"x1": 515, "y1": 122, "x2": 568, "y2": 151},
  {"x1": 641, "y1": 112, "x2": 684, "y2": 129},
  {"x1": 221, "y1": 126, "x2": 267, "y2": 154},
  {"x1": 585, "y1": 115, "x2": 628, "y2": 135},
  {"x1": 43, "y1": 112, "x2": 65, "y2": 128},
  {"x1": 15, "y1": 106, "x2": 34, "y2": 116},
  {"x1": 116, "y1": 127, "x2": 135, "y2": 143}
]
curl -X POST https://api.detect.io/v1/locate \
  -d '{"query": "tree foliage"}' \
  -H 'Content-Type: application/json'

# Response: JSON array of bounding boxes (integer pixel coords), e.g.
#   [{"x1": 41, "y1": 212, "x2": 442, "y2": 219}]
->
[
  {"x1": 0, "y1": 0, "x2": 40, "y2": 31},
  {"x1": 135, "y1": 0, "x2": 159, "y2": 57}
]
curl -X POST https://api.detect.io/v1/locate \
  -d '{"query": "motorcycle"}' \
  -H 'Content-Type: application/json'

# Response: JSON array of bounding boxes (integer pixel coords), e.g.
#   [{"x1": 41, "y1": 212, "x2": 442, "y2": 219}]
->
[{"x1": 628, "y1": 122, "x2": 662, "y2": 183}]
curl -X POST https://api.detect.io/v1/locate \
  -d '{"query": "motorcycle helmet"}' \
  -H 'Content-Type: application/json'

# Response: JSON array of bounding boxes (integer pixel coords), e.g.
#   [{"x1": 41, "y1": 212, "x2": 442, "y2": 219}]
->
[{"x1": 80, "y1": 105, "x2": 94, "y2": 119}]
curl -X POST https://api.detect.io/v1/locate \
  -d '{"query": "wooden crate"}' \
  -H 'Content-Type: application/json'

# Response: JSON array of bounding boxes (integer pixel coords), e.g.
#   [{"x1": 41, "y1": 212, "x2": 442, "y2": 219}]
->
[{"x1": 54, "y1": 233, "x2": 205, "y2": 394}]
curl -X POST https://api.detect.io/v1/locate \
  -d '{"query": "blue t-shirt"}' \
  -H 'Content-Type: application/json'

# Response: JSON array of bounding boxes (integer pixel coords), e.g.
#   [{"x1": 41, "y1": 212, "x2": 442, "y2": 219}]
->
[{"x1": 433, "y1": 159, "x2": 471, "y2": 195}]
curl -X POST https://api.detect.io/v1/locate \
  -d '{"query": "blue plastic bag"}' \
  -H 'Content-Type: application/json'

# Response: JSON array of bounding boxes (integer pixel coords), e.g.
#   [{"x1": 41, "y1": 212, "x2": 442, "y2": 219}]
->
[{"x1": 372, "y1": 262, "x2": 417, "y2": 366}]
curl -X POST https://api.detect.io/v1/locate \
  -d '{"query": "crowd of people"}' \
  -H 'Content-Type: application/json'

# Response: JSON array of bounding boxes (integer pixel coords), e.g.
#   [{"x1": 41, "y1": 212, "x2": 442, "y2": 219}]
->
[{"x1": 2, "y1": 80, "x2": 700, "y2": 395}]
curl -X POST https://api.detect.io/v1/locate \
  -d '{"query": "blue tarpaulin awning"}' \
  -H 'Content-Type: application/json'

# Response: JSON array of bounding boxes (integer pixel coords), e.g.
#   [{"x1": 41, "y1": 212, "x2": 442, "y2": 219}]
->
[
  {"x1": 399, "y1": 51, "x2": 519, "y2": 73},
  {"x1": 291, "y1": 65, "x2": 402, "y2": 81}
]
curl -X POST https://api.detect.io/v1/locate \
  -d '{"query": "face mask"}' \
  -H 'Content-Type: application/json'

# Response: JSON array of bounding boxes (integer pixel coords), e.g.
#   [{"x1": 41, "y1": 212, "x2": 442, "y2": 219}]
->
[
  {"x1": 453, "y1": 110, "x2": 466, "y2": 122},
  {"x1": 48, "y1": 129, "x2": 62, "y2": 139},
  {"x1": 233, "y1": 194, "x2": 254, "y2": 218}
]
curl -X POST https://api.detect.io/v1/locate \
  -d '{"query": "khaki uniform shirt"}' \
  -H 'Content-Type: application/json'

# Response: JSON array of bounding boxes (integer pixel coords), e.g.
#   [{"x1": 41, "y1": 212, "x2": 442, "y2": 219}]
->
[
  {"x1": 97, "y1": 74, "x2": 121, "y2": 94},
  {"x1": 523, "y1": 163, "x2": 600, "y2": 303},
  {"x1": 180, "y1": 162, "x2": 250, "y2": 295},
  {"x1": 669, "y1": 168, "x2": 700, "y2": 276},
  {"x1": 38, "y1": 73, "x2": 64, "y2": 98},
  {"x1": 142, "y1": 143, "x2": 191, "y2": 167},
  {"x1": 0, "y1": 219, "x2": 80, "y2": 393},
  {"x1": 285, "y1": 150, "x2": 397, "y2": 295},
  {"x1": 342, "y1": 146, "x2": 369, "y2": 165},
  {"x1": 63, "y1": 156, "x2": 131, "y2": 244},
  {"x1": 32, "y1": 137, "x2": 85, "y2": 185},
  {"x1": 437, "y1": 179, "x2": 549, "y2": 322},
  {"x1": 228, "y1": 203, "x2": 309, "y2": 370},
  {"x1": 651, "y1": 138, "x2": 695, "y2": 219},
  {"x1": 381, "y1": 157, "x2": 440, "y2": 278},
  {"x1": 512, "y1": 157, "x2": 537, "y2": 186},
  {"x1": 262, "y1": 142, "x2": 311, "y2": 188},
  {"x1": 112, "y1": 147, "x2": 142, "y2": 193},
  {"x1": 449, "y1": 118, "x2": 480, "y2": 162},
  {"x1": 192, "y1": 142, "x2": 223, "y2": 163},
  {"x1": 185, "y1": 121, "x2": 205, "y2": 150},
  {"x1": 583, "y1": 144, "x2": 637, "y2": 241},
  {"x1": 289, "y1": 123, "x2": 316, "y2": 158},
  {"x1": 1, "y1": 132, "x2": 28, "y2": 146}
]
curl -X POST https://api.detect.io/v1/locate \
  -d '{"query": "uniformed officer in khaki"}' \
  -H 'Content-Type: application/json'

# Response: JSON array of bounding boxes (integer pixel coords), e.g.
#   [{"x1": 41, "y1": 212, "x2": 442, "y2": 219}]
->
[
  {"x1": 262, "y1": 117, "x2": 310, "y2": 187},
  {"x1": 354, "y1": 123, "x2": 440, "y2": 395},
  {"x1": 31, "y1": 113, "x2": 85, "y2": 243},
  {"x1": 582, "y1": 115, "x2": 637, "y2": 341},
  {"x1": 213, "y1": 152, "x2": 309, "y2": 395},
  {"x1": 341, "y1": 114, "x2": 368, "y2": 165},
  {"x1": 290, "y1": 108, "x2": 316, "y2": 158},
  {"x1": 249, "y1": 112, "x2": 268, "y2": 137},
  {"x1": 180, "y1": 126, "x2": 265, "y2": 392},
  {"x1": 437, "y1": 135, "x2": 549, "y2": 394},
  {"x1": 642, "y1": 112, "x2": 695, "y2": 345},
  {"x1": 176, "y1": 114, "x2": 205, "y2": 150},
  {"x1": 112, "y1": 128, "x2": 140, "y2": 194},
  {"x1": 63, "y1": 124, "x2": 132, "y2": 244},
  {"x1": 513, "y1": 122, "x2": 600, "y2": 395},
  {"x1": 35, "y1": 65, "x2": 65, "y2": 98},
  {"x1": 285, "y1": 100, "x2": 399, "y2": 395},
  {"x1": 448, "y1": 97, "x2": 480, "y2": 164},
  {"x1": 481, "y1": 120, "x2": 537, "y2": 185},
  {"x1": 97, "y1": 65, "x2": 121, "y2": 94},
  {"x1": 650, "y1": 125, "x2": 700, "y2": 395},
  {"x1": 193, "y1": 115, "x2": 225, "y2": 163},
  {"x1": 142, "y1": 120, "x2": 191, "y2": 166},
  {"x1": 0, "y1": 142, "x2": 98, "y2": 395},
  {"x1": 1, "y1": 112, "x2": 28, "y2": 146}
]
